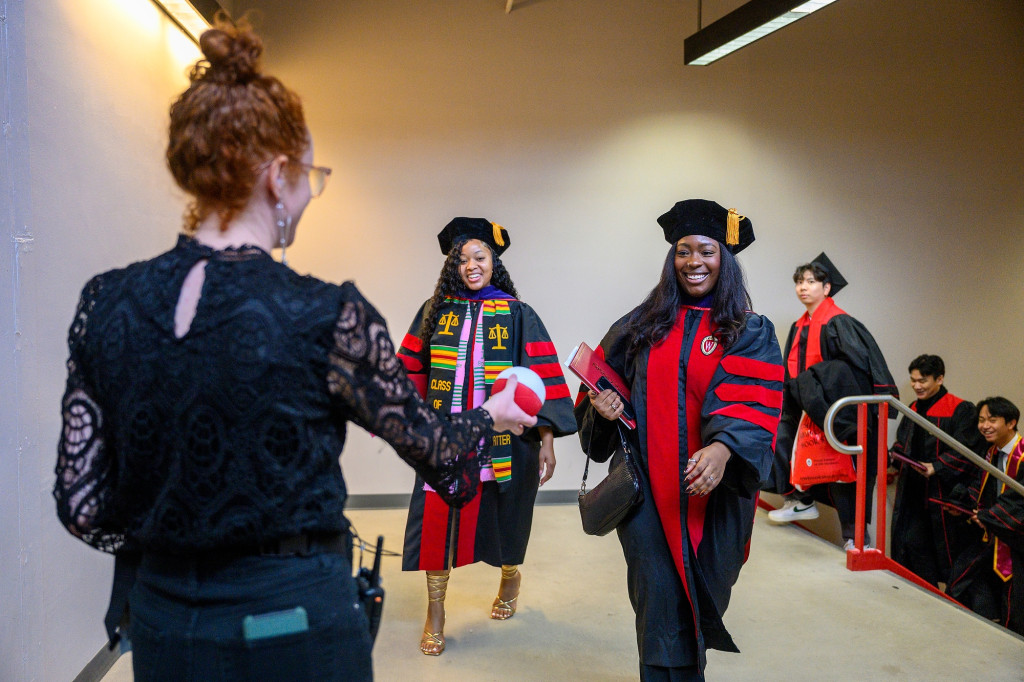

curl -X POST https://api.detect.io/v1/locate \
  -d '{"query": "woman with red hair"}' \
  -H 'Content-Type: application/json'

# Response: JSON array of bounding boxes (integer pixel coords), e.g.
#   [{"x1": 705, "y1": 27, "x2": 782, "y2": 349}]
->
[{"x1": 53, "y1": 18, "x2": 532, "y2": 681}]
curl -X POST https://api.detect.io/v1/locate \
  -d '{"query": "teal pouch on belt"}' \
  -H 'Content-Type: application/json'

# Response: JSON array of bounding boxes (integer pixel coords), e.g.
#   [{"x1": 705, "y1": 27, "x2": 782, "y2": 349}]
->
[{"x1": 242, "y1": 606, "x2": 309, "y2": 641}]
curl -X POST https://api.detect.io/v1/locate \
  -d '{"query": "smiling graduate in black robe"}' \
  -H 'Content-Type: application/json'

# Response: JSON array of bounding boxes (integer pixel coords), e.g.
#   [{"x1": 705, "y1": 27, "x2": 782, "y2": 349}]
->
[
  {"x1": 577, "y1": 200, "x2": 782, "y2": 681},
  {"x1": 889, "y1": 355, "x2": 985, "y2": 586}
]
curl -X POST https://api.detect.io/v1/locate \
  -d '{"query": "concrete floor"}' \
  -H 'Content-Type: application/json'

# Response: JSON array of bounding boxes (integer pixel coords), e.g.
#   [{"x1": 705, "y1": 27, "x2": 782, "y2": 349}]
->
[{"x1": 102, "y1": 504, "x2": 1024, "y2": 681}]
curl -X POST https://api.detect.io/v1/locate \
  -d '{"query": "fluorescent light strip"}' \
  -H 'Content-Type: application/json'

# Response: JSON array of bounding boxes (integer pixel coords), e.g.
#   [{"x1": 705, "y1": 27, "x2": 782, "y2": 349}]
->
[
  {"x1": 153, "y1": 0, "x2": 214, "y2": 43},
  {"x1": 687, "y1": 0, "x2": 839, "y2": 66},
  {"x1": 792, "y1": 0, "x2": 837, "y2": 12}
]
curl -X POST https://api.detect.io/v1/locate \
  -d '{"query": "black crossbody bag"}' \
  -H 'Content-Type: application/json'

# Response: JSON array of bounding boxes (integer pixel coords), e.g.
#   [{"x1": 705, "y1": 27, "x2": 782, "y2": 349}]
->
[{"x1": 578, "y1": 423, "x2": 643, "y2": 536}]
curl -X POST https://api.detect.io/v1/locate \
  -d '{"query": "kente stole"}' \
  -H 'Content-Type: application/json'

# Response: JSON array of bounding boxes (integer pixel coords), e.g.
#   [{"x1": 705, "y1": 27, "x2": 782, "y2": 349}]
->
[{"x1": 426, "y1": 297, "x2": 515, "y2": 485}]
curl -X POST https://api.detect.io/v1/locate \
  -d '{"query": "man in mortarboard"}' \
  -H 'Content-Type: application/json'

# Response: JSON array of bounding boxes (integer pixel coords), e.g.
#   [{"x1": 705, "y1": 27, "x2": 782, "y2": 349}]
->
[{"x1": 765, "y1": 254, "x2": 898, "y2": 550}]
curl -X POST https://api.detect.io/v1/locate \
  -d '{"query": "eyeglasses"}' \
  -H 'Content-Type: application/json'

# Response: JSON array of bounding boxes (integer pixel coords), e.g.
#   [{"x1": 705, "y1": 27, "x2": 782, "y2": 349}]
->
[
  {"x1": 295, "y1": 162, "x2": 332, "y2": 198},
  {"x1": 256, "y1": 158, "x2": 333, "y2": 198}
]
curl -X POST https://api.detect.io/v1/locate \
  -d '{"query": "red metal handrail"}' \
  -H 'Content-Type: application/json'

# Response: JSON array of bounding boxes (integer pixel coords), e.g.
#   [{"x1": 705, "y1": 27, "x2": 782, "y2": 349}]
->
[
  {"x1": 763, "y1": 394, "x2": 1018, "y2": 606},
  {"x1": 828, "y1": 398, "x2": 966, "y2": 605}
]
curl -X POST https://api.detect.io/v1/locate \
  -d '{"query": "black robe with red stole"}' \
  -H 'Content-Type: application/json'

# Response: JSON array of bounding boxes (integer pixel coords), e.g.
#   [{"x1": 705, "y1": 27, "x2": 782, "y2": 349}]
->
[
  {"x1": 947, "y1": 437, "x2": 1024, "y2": 634},
  {"x1": 766, "y1": 297, "x2": 897, "y2": 526},
  {"x1": 889, "y1": 387, "x2": 984, "y2": 585},
  {"x1": 575, "y1": 305, "x2": 783, "y2": 672},
  {"x1": 399, "y1": 294, "x2": 577, "y2": 571}
]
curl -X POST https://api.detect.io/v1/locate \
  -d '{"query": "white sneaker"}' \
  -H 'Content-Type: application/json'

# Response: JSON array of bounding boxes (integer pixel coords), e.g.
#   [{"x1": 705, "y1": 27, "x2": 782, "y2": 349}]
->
[
  {"x1": 767, "y1": 499, "x2": 819, "y2": 523},
  {"x1": 843, "y1": 539, "x2": 855, "y2": 552}
]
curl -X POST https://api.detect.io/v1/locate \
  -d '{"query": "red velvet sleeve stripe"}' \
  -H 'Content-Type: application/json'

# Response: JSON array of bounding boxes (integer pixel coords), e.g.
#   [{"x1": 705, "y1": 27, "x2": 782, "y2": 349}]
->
[
  {"x1": 546, "y1": 384, "x2": 571, "y2": 400},
  {"x1": 715, "y1": 383, "x2": 783, "y2": 409},
  {"x1": 986, "y1": 506, "x2": 1013, "y2": 530},
  {"x1": 408, "y1": 373, "x2": 428, "y2": 399},
  {"x1": 720, "y1": 355, "x2": 783, "y2": 382},
  {"x1": 936, "y1": 452, "x2": 969, "y2": 474},
  {"x1": 401, "y1": 333, "x2": 423, "y2": 353},
  {"x1": 530, "y1": 362, "x2": 564, "y2": 379},
  {"x1": 399, "y1": 353, "x2": 423, "y2": 373},
  {"x1": 710, "y1": 404, "x2": 780, "y2": 434},
  {"x1": 525, "y1": 341, "x2": 557, "y2": 357}
]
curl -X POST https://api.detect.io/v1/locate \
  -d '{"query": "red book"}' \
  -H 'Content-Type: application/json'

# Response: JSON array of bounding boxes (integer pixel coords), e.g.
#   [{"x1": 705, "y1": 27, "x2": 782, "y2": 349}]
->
[
  {"x1": 889, "y1": 450, "x2": 928, "y2": 473},
  {"x1": 564, "y1": 342, "x2": 636, "y2": 430}
]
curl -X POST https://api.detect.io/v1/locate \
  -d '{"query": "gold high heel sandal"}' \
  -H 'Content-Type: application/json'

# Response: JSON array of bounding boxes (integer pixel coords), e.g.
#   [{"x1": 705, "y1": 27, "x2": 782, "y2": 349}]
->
[
  {"x1": 420, "y1": 571, "x2": 449, "y2": 655},
  {"x1": 490, "y1": 565, "x2": 520, "y2": 620}
]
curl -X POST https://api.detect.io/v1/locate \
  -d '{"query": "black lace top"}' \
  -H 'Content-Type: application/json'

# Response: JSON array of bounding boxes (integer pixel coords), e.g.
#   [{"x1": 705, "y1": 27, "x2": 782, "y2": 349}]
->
[{"x1": 54, "y1": 236, "x2": 492, "y2": 555}]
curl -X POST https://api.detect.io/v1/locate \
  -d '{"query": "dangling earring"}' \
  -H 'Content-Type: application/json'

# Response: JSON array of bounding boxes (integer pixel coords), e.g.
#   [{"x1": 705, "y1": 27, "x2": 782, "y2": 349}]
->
[{"x1": 274, "y1": 201, "x2": 292, "y2": 265}]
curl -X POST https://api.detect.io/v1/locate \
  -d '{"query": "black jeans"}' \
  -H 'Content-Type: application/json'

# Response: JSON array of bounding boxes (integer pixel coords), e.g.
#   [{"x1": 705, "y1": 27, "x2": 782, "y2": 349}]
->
[{"x1": 130, "y1": 550, "x2": 373, "y2": 681}]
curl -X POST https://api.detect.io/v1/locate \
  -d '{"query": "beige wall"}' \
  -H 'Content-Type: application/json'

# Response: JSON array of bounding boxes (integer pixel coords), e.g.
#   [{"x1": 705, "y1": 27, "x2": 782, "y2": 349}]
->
[
  {"x1": 2, "y1": 0, "x2": 200, "y2": 678},
  {"x1": 2, "y1": 0, "x2": 1022, "y2": 677},
  {"x1": 233, "y1": 0, "x2": 1024, "y2": 496}
]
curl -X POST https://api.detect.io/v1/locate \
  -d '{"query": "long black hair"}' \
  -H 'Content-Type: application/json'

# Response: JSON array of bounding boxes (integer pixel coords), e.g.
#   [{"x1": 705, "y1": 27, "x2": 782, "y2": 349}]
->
[
  {"x1": 418, "y1": 236, "x2": 519, "y2": 345},
  {"x1": 622, "y1": 241, "x2": 751, "y2": 358}
]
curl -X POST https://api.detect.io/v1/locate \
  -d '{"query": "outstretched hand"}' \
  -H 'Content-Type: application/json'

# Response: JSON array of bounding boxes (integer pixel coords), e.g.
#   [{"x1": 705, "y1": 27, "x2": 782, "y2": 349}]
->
[{"x1": 482, "y1": 375, "x2": 537, "y2": 435}]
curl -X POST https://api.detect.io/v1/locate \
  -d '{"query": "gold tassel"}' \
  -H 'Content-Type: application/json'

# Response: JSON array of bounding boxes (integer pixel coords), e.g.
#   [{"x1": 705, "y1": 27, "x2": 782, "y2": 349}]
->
[
  {"x1": 491, "y1": 222, "x2": 506, "y2": 247},
  {"x1": 726, "y1": 208, "x2": 743, "y2": 247}
]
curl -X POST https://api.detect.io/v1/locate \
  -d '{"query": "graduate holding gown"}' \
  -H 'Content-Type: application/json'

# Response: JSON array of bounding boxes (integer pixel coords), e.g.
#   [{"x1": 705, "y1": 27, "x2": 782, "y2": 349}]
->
[
  {"x1": 765, "y1": 253, "x2": 898, "y2": 547},
  {"x1": 576, "y1": 200, "x2": 783, "y2": 681}
]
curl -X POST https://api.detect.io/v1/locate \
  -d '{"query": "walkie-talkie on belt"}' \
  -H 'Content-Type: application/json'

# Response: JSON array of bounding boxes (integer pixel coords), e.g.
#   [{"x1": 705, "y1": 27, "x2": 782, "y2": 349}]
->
[{"x1": 356, "y1": 535, "x2": 385, "y2": 646}]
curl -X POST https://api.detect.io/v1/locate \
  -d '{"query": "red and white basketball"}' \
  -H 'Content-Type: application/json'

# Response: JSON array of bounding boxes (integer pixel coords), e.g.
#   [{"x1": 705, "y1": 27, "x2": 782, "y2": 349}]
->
[{"x1": 492, "y1": 366, "x2": 546, "y2": 417}]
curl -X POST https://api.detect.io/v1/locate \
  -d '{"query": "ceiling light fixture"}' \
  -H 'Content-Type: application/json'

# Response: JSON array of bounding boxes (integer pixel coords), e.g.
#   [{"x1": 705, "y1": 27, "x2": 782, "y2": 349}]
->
[
  {"x1": 685, "y1": 0, "x2": 839, "y2": 66},
  {"x1": 151, "y1": 0, "x2": 226, "y2": 44}
]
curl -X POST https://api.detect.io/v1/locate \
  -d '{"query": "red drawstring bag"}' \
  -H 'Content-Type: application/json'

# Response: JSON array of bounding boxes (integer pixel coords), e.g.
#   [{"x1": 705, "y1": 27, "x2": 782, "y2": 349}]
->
[{"x1": 791, "y1": 413, "x2": 856, "y2": 487}]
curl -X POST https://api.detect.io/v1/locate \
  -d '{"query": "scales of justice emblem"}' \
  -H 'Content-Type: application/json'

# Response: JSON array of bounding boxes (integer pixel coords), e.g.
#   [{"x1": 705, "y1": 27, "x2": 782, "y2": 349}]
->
[
  {"x1": 489, "y1": 323, "x2": 508, "y2": 350},
  {"x1": 438, "y1": 311, "x2": 460, "y2": 335}
]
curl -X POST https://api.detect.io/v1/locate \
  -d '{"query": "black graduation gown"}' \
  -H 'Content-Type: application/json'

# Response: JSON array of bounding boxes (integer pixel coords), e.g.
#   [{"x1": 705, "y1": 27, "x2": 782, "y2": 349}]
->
[
  {"x1": 981, "y1": 481, "x2": 1024, "y2": 635},
  {"x1": 947, "y1": 440, "x2": 1024, "y2": 634},
  {"x1": 889, "y1": 388, "x2": 984, "y2": 585},
  {"x1": 399, "y1": 297, "x2": 577, "y2": 571},
  {"x1": 767, "y1": 302, "x2": 897, "y2": 528},
  {"x1": 576, "y1": 306, "x2": 783, "y2": 673}
]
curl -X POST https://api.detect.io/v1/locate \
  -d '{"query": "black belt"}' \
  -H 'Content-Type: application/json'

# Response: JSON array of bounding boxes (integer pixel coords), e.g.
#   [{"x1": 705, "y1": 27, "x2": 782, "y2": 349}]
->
[
  {"x1": 140, "y1": 531, "x2": 352, "y2": 567},
  {"x1": 258, "y1": 531, "x2": 350, "y2": 557}
]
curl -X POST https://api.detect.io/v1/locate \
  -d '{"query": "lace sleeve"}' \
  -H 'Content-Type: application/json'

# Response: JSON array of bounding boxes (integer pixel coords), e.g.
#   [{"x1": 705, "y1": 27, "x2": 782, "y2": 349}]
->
[
  {"x1": 327, "y1": 288, "x2": 491, "y2": 508},
  {"x1": 53, "y1": 277, "x2": 124, "y2": 553}
]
